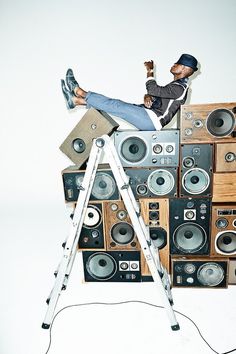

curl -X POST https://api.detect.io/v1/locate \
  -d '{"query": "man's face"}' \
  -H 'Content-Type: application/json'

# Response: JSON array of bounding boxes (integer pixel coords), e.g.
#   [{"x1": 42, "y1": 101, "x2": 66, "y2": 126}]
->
[{"x1": 170, "y1": 63, "x2": 185, "y2": 75}]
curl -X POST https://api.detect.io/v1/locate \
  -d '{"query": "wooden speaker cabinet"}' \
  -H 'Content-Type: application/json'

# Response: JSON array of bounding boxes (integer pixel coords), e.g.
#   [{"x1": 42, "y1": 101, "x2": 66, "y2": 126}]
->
[
  {"x1": 210, "y1": 204, "x2": 236, "y2": 257},
  {"x1": 180, "y1": 102, "x2": 236, "y2": 144},
  {"x1": 139, "y1": 198, "x2": 170, "y2": 277},
  {"x1": 212, "y1": 173, "x2": 236, "y2": 202},
  {"x1": 60, "y1": 108, "x2": 119, "y2": 168},
  {"x1": 229, "y1": 259, "x2": 236, "y2": 284},
  {"x1": 103, "y1": 200, "x2": 140, "y2": 251},
  {"x1": 214, "y1": 143, "x2": 236, "y2": 172}
]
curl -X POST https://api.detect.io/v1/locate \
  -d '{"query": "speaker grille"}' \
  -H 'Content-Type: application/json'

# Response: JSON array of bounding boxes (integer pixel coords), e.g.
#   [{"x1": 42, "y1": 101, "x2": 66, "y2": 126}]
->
[
  {"x1": 206, "y1": 108, "x2": 235, "y2": 137},
  {"x1": 173, "y1": 223, "x2": 207, "y2": 253},
  {"x1": 197, "y1": 263, "x2": 224, "y2": 286}
]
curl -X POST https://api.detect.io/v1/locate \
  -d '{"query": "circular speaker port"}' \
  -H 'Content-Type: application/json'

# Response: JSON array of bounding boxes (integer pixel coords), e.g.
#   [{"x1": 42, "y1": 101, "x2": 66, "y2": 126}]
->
[
  {"x1": 206, "y1": 108, "x2": 235, "y2": 137},
  {"x1": 86, "y1": 252, "x2": 117, "y2": 280},
  {"x1": 153, "y1": 144, "x2": 163, "y2": 154},
  {"x1": 137, "y1": 184, "x2": 148, "y2": 195},
  {"x1": 197, "y1": 262, "x2": 224, "y2": 286}
]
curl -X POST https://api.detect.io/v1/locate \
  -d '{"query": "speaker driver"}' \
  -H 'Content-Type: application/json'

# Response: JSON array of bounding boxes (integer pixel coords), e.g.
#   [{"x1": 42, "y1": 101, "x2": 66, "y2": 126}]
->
[
  {"x1": 182, "y1": 168, "x2": 210, "y2": 194},
  {"x1": 206, "y1": 108, "x2": 235, "y2": 137},
  {"x1": 147, "y1": 169, "x2": 175, "y2": 195},
  {"x1": 83, "y1": 205, "x2": 101, "y2": 228},
  {"x1": 86, "y1": 252, "x2": 117, "y2": 280},
  {"x1": 215, "y1": 231, "x2": 236, "y2": 254},
  {"x1": 91, "y1": 172, "x2": 116, "y2": 200},
  {"x1": 150, "y1": 227, "x2": 167, "y2": 249},
  {"x1": 111, "y1": 222, "x2": 134, "y2": 244},
  {"x1": 72, "y1": 138, "x2": 86, "y2": 153},
  {"x1": 225, "y1": 152, "x2": 235, "y2": 162},
  {"x1": 197, "y1": 262, "x2": 224, "y2": 286},
  {"x1": 120, "y1": 137, "x2": 147, "y2": 163},
  {"x1": 173, "y1": 223, "x2": 207, "y2": 253}
]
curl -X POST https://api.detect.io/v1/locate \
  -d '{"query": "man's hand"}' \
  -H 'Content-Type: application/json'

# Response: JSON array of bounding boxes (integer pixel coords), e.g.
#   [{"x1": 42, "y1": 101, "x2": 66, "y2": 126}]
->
[
  {"x1": 144, "y1": 60, "x2": 154, "y2": 72},
  {"x1": 144, "y1": 94, "x2": 153, "y2": 108}
]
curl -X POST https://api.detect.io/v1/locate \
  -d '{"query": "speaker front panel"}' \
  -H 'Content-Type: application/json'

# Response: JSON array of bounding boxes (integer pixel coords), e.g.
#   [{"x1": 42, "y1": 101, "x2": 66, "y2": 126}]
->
[
  {"x1": 229, "y1": 259, "x2": 236, "y2": 284},
  {"x1": 125, "y1": 167, "x2": 177, "y2": 199},
  {"x1": 180, "y1": 144, "x2": 213, "y2": 197},
  {"x1": 82, "y1": 251, "x2": 141, "y2": 282},
  {"x1": 212, "y1": 173, "x2": 236, "y2": 202},
  {"x1": 103, "y1": 201, "x2": 140, "y2": 250},
  {"x1": 59, "y1": 108, "x2": 119, "y2": 168},
  {"x1": 140, "y1": 199, "x2": 170, "y2": 277},
  {"x1": 62, "y1": 166, "x2": 119, "y2": 202},
  {"x1": 114, "y1": 130, "x2": 179, "y2": 167},
  {"x1": 172, "y1": 258, "x2": 228, "y2": 288},
  {"x1": 169, "y1": 198, "x2": 211, "y2": 255},
  {"x1": 78, "y1": 202, "x2": 105, "y2": 250},
  {"x1": 211, "y1": 204, "x2": 236, "y2": 257},
  {"x1": 215, "y1": 143, "x2": 236, "y2": 172},
  {"x1": 180, "y1": 102, "x2": 236, "y2": 144}
]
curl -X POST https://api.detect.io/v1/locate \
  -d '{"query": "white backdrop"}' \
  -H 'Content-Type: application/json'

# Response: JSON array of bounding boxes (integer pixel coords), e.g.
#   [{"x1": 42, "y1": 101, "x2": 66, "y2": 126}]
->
[{"x1": 1, "y1": 1, "x2": 236, "y2": 354}]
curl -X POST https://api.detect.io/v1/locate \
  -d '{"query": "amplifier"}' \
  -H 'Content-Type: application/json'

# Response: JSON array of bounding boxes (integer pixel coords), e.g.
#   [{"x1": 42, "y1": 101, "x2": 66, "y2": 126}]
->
[
  {"x1": 82, "y1": 251, "x2": 141, "y2": 282},
  {"x1": 171, "y1": 257, "x2": 228, "y2": 288},
  {"x1": 180, "y1": 102, "x2": 236, "y2": 144},
  {"x1": 114, "y1": 130, "x2": 179, "y2": 167}
]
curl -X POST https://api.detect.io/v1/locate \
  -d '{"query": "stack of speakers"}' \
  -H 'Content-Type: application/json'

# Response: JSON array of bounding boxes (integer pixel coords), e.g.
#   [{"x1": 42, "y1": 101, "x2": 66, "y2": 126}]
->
[{"x1": 60, "y1": 103, "x2": 236, "y2": 288}]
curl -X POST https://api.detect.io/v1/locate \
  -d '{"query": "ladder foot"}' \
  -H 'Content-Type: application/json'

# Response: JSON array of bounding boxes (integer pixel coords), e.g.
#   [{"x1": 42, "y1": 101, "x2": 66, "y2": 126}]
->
[
  {"x1": 171, "y1": 324, "x2": 180, "y2": 331},
  {"x1": 46, "y1": 298, "x2": 50, "y2": 305},
  {"x1": 169, "y1": 299, "x2": 174, "y2": 306},
  {"x1": 42, "y1": 323, "x2": 50, "y2": 330}
]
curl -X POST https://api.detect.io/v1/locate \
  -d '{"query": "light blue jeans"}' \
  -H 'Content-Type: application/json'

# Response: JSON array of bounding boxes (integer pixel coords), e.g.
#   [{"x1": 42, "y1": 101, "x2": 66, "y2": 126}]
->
[{"x1": 85, "y1": 91, "x2": 156, "y2": 130}]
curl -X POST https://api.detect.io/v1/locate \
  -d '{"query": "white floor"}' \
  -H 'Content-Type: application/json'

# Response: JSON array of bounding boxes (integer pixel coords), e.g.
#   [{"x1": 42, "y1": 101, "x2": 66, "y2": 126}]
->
[{"x1": 1, "y1": 202, "x2": 236, "y2": 354}]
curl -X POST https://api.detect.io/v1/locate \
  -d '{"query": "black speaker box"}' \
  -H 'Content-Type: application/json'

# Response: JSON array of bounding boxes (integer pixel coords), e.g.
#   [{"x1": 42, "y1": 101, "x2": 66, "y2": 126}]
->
[
  {"x1": 82, "y1": 251, "x2": 141, "y2": 282},
  {"x1": 62, "y1": 165, "x2": 119, "y2": 202},
  {"x1": 180, "y1": 144, "x2": 213, "y2": 197},
  {"x1": 169, "y1": 198, "x2": 211, "y2": 255},
  {"x1": 125, "y1": 167, "x2": 178, "y2": 199},
  {"x1": 60, "y1": 108, "x2": 119, "y2": 168},
  {"x1": 172, "y1": 257, "x2": 228, "y2": 288},
  {"x1": 114, "y1": 130, "x2": 179, "y2": 167}
]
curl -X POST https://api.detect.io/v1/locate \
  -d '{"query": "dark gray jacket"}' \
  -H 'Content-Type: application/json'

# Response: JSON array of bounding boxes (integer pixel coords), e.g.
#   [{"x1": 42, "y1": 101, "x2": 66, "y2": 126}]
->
[{"x1": 145, "y1": 77, "x2": 189, "y2": 127}]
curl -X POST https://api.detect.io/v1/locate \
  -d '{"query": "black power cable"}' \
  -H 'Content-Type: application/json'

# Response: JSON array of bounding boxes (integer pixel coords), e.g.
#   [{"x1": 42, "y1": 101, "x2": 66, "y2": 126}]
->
[{"x1": 44, "y1": 300, "x2": 236, "y2": 354}]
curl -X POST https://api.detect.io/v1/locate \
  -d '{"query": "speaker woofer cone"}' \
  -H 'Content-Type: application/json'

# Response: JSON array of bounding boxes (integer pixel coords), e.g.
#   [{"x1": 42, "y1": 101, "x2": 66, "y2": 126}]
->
[
  {"x1": 111, "y1": 222, "x2": 134, "y2": 244},
  {"x1": 173, "y1": 223, "x2": 207, "y2": 253},
  {"x1": 206, "y1": 108, "x2": 235, "y2": 137},
  {"x1": 182, "y1": 168, "x2": 210, "y2": 194},
  {"x1": 91, "y1": 172, "x2": 116, "y2": 199},
  {"x1": 150, "y1": 227, "x2": 167, "y2": 249},
  {"x1": 148, "y1": 169, "x2": 175, "y2": 195},
  {"x1": 86, "y1": 252, "x2": 117, "y2": 280},
  {"x1": 197, "y1": 262, "x2": 224, "y2": 286},
  {"x1": 72, "y1": 138, "x2": 86, "y2": 153},
  {"x1": 120, "y1": 136, "x2": 147, "y2": 163},
  {"x1": 215, "y1": 231, "x2": 236, "y2": 255},
  {"x1": 83, "y1": 205, "x2": 101, "y2": 228}
]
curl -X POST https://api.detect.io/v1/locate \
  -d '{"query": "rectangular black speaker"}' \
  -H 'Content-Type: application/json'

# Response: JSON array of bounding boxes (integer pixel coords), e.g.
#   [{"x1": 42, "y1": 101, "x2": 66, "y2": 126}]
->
[
  {"x1": 125, "y1": 167, "x2": 178, "y2": 199},
  {"x1": 114, "y1": 130, "x2": 179, "y2": 168},
  {"x1": 169, "y1": 198, "x2": 211, "y2": 255},
  {"x1": 171, "y1": 257, "x2": 228, "y2": 288},
  {"x1": 59, "y1": 108, "x2": 119, "y2": 168},
  {"x1": 62, "y1": 165, "x2": 120, "y2": 202},
  {"x1": 179, "y1": 144, "x2": 213, "y2": 197},
  {"x1": 82, "y1": 251, "x2": 141, "y2": 282}
]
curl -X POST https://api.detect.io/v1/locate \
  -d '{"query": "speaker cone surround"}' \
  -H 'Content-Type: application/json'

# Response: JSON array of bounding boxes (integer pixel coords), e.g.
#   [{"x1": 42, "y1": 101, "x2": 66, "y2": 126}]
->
[
  {"x1": 173, "y1": 223, "x2": 207, "y2": 253},
  {"x1": 197, "y1": 263, "x2": 224, "y2": 286},
  {"x1": 120, "y1": 136, "x2": 147, "y2": 163},
  {"x1": 86, "y1": 252, "x2": 117, "y2": 280},
  {"x1": 206, "y1": 108, "x2": 235, "y2": 137},
  {"x1": 215, "y1": 231, "x2": 236, "y2": 255},
  {"x1": 182, "y1": 168, "x2": 210, "y2": 194},
  {"x1": 148, "y1": 169, "x2": 175, "y2": 195},
  {"x1": 111, "y1": 222, "x2": 134, "y2": 244},
  {"x1": 83, "y1": 205, "x2": 101, "y2": 228},
  {"x1": 150, "y1": 227, "x2": 167, "y2": 249}
]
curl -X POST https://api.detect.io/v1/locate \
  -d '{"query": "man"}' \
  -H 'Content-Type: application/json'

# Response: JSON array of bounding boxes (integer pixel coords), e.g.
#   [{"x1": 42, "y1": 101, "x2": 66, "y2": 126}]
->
[{"x1": 61, "y1": 53, "x2": 198, "y2": 131}]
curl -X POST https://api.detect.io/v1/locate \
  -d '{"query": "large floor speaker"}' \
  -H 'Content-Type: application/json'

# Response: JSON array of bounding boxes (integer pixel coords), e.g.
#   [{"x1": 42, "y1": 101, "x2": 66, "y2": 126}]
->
[
  {"x1": 82, "y1": 251, "x2": 141, "y2": 282},
  {"x1": 171, "y1": 257, "x2": 228, "y2": 288},
  {"x1": 229, "y1": 259, "x2": 236, "y2": 284},
  {"x1": 211, "y1": 204, "x2": 236, "y2": 257},
  {"x1": 212, "y1": 173, "x2": 236, "y2": 202},
  {"x1": 62, "y1": 165, "x2": 119, "y2": 202},
  {"x1": 114, "y1": 130, "x2": 179, "y2": 167},
  {"x1": 180, "y1": 102, "x2": 236, "y2": 144},
  {"x1": 180, "y1": 144, "x2": 213, "y2": 197},
  {"x1": 78, "y1": 202, "x2": 105, "y2": 250},
  {"x1": 214, "y1": 143, "x2": 236, "y2": 172},
  {"x1": 169, "y1": 198, "x2": 211, "y2": 255},
  {"x1": 59, "y1": 108, "x2": 119, "y2": 168},
  {"x1": 103, "y1": 201, "x2": 140, "y2": 250},
  {"x1": 125, "y1": 167, "x2": 177, "y2": 199},
  {"x1": 140, "y1": 199, "x2": 170, "y2": 276}
]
